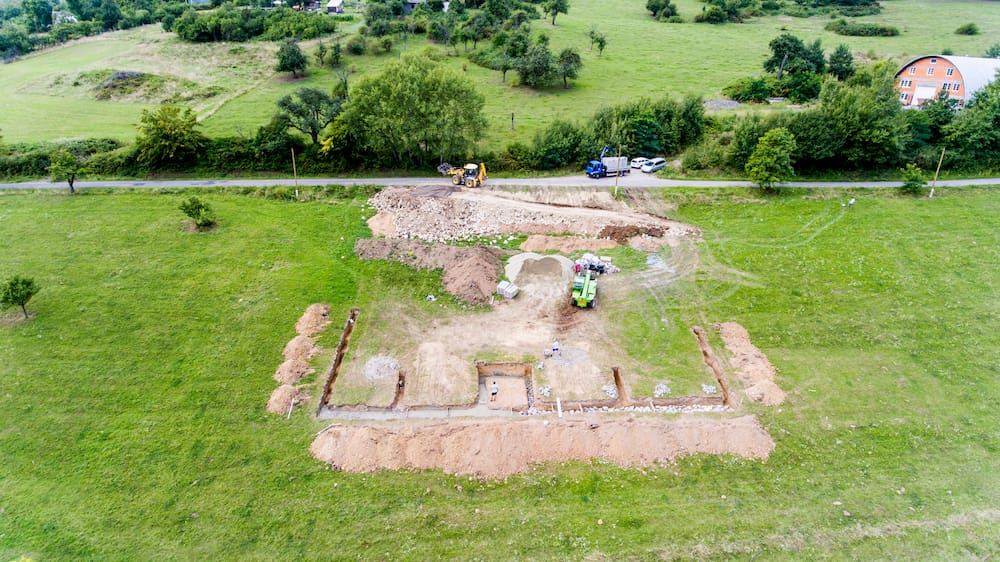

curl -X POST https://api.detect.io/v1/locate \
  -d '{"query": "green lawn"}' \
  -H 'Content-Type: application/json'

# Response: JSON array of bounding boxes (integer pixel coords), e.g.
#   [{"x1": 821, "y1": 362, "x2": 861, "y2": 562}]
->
[
  {"x1": 1, "y1": 185, "x2": 998, "y2": 559},
  {"x1": 2, "y1": 0, "x2": 999, "y2": 151}
]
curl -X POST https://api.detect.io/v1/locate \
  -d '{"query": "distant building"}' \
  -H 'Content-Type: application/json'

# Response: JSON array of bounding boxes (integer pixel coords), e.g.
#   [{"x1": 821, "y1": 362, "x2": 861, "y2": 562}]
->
[
  {"x1": 326, "y1": 0, "x2": 343, "y2": 12},
  {"x1": 402, "y1": 0, "x2": 449, "y2": 14},
  {"x1": 895, "y1": 55, "x2": 1000, "y2": 108}
]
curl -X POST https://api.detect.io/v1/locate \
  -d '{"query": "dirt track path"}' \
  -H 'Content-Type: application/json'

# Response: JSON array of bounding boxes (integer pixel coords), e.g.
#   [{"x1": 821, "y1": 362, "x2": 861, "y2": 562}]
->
[{"x1": 3, "y1": 174, "x2": 1000, "y2": 190}]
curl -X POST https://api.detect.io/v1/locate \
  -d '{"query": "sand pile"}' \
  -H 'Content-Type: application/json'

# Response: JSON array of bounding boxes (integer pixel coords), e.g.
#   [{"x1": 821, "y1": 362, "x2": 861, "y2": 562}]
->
[
  {"x1": 274, "y1": 358, "x2": 314, "y2": 384},
  {"x1": 296, "y1": 304, "x2": 331, "y2": 336},
  {"x1": 355, "y1": 239, "x2": 503, "y2": 304},
  {"x1": 283, "y1": 335, "x2": 316, "y2": 362},
  {"x1": 716, "y1": 322, "x2": 786, "y2": 406},
  {"x1": 311, "y1": 415, "x2": 774, "y2": 479},
  {"x1": 519, "y1": 235, "x2": 618, "y2": 253},
  {"x1": 267, "y1": 384, "x2": 308, "y2": 414}
]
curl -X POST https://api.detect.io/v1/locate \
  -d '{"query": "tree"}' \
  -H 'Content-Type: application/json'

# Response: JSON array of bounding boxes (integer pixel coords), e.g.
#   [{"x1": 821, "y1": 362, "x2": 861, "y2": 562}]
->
[
  {"x1": 516, "y1": 43, "x2": 556, "y2": 88},
  {"x1": 745, "y1": 127, "x2": 796, "y2": 191},
  {"x1": 543, "y1": 0, "x2": 568, "y2": 25},
  {"x1": 134, "y1": 105, "x2": 206, "y2": 169},
  {"x1": 98, "y1": 0, "x2": 121, "y2": 30},
  {"x1": 1, "y1": 276, "x2": 40, "y2": 319},
  {"x1": 341, "y1": 55, "x2": 487, "y2": 166},
  {"x1": 48, "y1": 149, "x2": 87, "y2": 194},
  {"x1": 277, "y1": 87, "x2": 345, "y2": 144},
  {"x1": 331, "y1": 41, "x2": 342, "y2": 66},
  {"x1": 828, "y1": 43, "x2": 855, "y2": 80},
  {"x1": 899, "y1": 163, "x2": 926, "y2": 194},
  {"x1": 22, "y1": 0, "x2": 53, "y2": 33},
  {"x1": 179, "y1": 196, "x2": 217, "y2": 229},
  {"x1": 646, "y1": 0, "x2": 677, "y2": 19},
  {"x1": 764, "y1": 33, "x2": 818, "y2": 76},
  {"x1": 315, "y1": 39, "x2": 327, "y2": 66},
  {"x1": 946, "y1": 78, "x2": 1000, "y2": 169},
  {"x1": 276, "y1": 40, "x2": 307, "y2": 78},
  {"x1": 556, "y1": 48, "x2": 582, "y2": 89},
  {"x1": 594, "y1": 33, "x2": 607, "y2": 56}
]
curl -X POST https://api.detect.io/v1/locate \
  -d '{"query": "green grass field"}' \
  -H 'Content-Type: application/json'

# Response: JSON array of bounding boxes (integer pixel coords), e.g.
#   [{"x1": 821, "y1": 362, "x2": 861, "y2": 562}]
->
[
  {"x1": 2, "y1": 0, "x2": 999, "y2": 151},
  {"x1": 1, "y1": 185, "x2": 998, "y2": 559}
]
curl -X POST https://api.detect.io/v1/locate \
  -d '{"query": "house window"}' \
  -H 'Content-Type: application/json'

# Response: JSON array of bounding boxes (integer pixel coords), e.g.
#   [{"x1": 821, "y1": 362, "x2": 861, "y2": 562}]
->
[
  {"x1": 942, "y1": 82, "x2": 951, "y2": 91},
  {"x1": 901, "y1": 79, "x2": 913, "y2": 87},
  {"x1": 930, "y1": 58, "x2": 937, "y2": 64},
  {"x1": 909, "y1": 67, "x2": 916, "y2": 75},
  {"x1": 953, "y1": 83, "x2": 960, "y2": 91},
  {"x1": 900, "y1": 92, "x2": 908, "y2": 101},
  {"x1": 927, "y1": 67, "x2": 935, "y2": 75},
  {"x1": 946, "y1": 67, "x2": 954, "y2": 76}
]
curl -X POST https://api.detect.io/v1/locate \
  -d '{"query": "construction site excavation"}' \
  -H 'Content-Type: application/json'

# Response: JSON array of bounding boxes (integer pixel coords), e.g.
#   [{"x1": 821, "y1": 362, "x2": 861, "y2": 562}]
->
[{"x1": 270, "y1": 185, "x2": 786, "y2": 479}]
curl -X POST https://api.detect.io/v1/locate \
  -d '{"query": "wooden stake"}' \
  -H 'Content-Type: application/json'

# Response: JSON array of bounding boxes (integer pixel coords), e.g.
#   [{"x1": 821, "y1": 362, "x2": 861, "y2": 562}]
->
[{"x1": 930, "y1": 146, "x2": 945, "y2": 199}]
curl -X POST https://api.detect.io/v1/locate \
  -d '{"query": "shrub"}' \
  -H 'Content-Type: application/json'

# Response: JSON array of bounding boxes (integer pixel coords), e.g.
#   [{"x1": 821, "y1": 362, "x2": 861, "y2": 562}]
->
[
  {"x1": 346, "y1": 35, "x2": 366, "y2": 55},
  {"x1": 724, "y1": 76, "x2": 771, "y2": 103},
  {"x1": 825, "y1": 18, "x2": 898, "y2": 37},
  {"x1": 899, "y1": 163, "x2": 926, "y2": 194},
  {"x1": 954, "y1": 23, "x2": 978, "y2": 35},
  {"x1": 179, "y1": 196, "x2": 218, "y2": 229}
]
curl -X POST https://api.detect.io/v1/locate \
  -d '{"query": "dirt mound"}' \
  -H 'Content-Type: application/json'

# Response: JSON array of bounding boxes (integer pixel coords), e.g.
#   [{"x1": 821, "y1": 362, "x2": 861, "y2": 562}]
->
[
  {"x1": 311, "y1": 415, "x2": 774, "y2": 479},
  {"x1": 283, "y1": 335, "x2": 316, "y2": 362},
  {"x1": 442, "y1": 247, "x2": 503, "y2": 304},
  {"x1": 366, "y1": 212, "x2": 395, "y2": 237},
  {"x1": 519, "y1": 235, "x2": 619, "y2": 253},
  {"x1": 599, "y1": 225, "x2": 665, "y2": 244},
  {"x1": 355, "y1": 239, "x2": 503, "y2": 304},
  {"x1": 274, "y1": 358, "x2": 314, "y2": 384},
  {"x1": 716, "y1": 322, "x2": 785, "y2": 406},
  {"x1": 295, "y1": 304, "x2": 331, "y2": 336},
  {"x1": 267, "y1": 384, "x2": 308, "y2": 414}
]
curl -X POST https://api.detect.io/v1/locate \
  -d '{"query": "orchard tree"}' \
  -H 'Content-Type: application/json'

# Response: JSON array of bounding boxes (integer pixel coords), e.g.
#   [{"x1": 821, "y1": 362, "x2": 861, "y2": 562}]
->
[
  {"x1": 516, "y1": 43, "x2": 556, "y2": 88},
  {"x1": 134, "y1": 105, "x2": 206, "y2": 169},
  {"x1": 557, "y1": 48, "x2": 582, "y2": 89},
  {"x1": 315, "y1": 39, "x2": 327, "y2": 66},
  {"x1": 746, "y1": 127, "x2": 796, "y2": 191},
  {"x1": 277, "y1": 87, "x2": 344, "y2": 144},
  {"x1": 47, "y1": 149, "x2": 87, "y2": 193},
  {"x1": 1, "y1": 276, "x2": 40, "y2": 319},
  {"x1": 828, "y1": 44, "x2": 855, "y2": 80},
  {"x1": 543, "y1": 0, "x2": 568, "y2": 25},
  {"x1": 595, "y1": 33, "x2": 607, "y2": 56},
  {"x1": 276, "y1": 40, "x2": 307, "y2": 78}
]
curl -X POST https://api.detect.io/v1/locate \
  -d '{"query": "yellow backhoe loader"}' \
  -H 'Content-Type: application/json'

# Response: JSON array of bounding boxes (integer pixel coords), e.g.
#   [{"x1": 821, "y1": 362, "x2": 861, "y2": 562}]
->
[{"x1": 438, "y1": 162, "x2": 488, "y2": 188}]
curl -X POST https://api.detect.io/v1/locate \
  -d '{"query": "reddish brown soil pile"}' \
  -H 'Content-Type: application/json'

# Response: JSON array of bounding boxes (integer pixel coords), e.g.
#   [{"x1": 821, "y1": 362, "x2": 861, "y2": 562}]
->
[
  {"x1": 267, "y1": 384, "x2": 308, "y2": 414},
  {"x1": 355, "y1": 239, "x2": 503, "y2": 304},
  {"x1": 311, "y1": 415, "x2": 774, "y2": 479},
  {"x1": 716, "y1": 322, "x2": 786, "y2": 406},
  {"x1": 274, "y1": 358, "x2": 314, "y2": 384},
  {"x1": 599, "y1": 225, "x2": 665, "y2": 244},
  {"x1": 519, "y1": 235, "x2": 619, "y2": 253},
  {"x1": 283, "y1": 335, "x2": 316, "y2": 362},
  {"x1": 296, "y1": 304, "x2": 331, "y2": 336}
]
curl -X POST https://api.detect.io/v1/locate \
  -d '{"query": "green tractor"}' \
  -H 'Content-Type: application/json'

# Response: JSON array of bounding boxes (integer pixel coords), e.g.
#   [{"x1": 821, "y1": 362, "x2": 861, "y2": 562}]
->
[{"x1": 571, "y1": 270, "x2": 597, "y2": 308}]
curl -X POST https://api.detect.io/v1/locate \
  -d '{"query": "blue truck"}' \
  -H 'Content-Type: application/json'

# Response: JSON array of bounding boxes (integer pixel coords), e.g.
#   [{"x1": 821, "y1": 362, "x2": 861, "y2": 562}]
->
[{"x1": 586, "y1": 146, "x2": 630, "y2": 178}]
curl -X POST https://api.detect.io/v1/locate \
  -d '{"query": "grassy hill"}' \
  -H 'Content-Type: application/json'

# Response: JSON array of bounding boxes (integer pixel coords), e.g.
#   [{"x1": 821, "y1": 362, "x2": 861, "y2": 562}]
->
[
  {"x1": 1, "y1": 0, "x2": 998, "y2": 152},
  {"x1": 1, "y1": 185, "x2": 998, "y2": 558}
]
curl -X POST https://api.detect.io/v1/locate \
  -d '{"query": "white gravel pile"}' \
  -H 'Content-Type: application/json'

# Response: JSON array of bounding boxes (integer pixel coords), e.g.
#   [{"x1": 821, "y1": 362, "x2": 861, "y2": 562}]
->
[{"x1": 364, "y1": 355, "x2": 400, "y2": 382}]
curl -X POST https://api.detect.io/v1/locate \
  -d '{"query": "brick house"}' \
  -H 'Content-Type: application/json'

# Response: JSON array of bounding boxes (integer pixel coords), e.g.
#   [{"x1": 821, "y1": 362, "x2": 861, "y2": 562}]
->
[{"x1": 895, "y1": 55, "x2": 1000, "y2": 108}]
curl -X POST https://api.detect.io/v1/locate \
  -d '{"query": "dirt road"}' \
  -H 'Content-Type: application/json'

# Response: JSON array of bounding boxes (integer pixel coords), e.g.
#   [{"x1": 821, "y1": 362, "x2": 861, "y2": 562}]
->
[{"x1": 3, "y1": 174, "x2": 999, "y2": 190}]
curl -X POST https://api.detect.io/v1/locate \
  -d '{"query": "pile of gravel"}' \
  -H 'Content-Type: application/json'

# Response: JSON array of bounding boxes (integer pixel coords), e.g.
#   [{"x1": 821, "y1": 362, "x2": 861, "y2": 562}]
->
[
  {"x1": 364, "y1": 355, "x2": 400, "y2": 382},
  {"x1": 654, "y1": 383, "x2": 671, "y2": 398}
]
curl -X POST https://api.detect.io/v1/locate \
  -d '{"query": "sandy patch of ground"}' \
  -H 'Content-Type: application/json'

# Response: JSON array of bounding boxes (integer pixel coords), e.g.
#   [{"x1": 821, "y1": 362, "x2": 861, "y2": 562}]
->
[
  {"x1": 295, "y1": 304, "x2": 331, "y2": 336},
  {"x1": 716, "y1": 322, "x2": 786, "y2": 406},
  {"x1": 267, "y1": 384, "x2": 308, "y2": 414},
  {"x1": 310, "y1": 414, "x2": 774, "y2": 478},
  {"x1": 283, "y1": 335, "x2": 316, "y2": 362},
  {"x1": 355, "y1": 239, "x2": 504, "y2": 304},
  {"x1": 484, "y1": 377, "x2": 530, "y2": 410},
  {"x1": 519, "y1": 235, "x2": 619, "y2": 253},
  {"x1": 366, "y1": 212, "x2": 395, "y2": 237},
  {"x1": 406, "y1": 342, "x2": 478, "y2": 406},
  {"x1": 273, "y1": 358, "x2": 314, "y2": 384}
]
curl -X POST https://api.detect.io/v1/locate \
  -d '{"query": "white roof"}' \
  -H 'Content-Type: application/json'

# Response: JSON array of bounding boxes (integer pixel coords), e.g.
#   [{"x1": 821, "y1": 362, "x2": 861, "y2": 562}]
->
[
  {"x1": 897, "y1": 55, "x2": 1000, "y2": 100},
  {"x1": 326, "y1": 0, "x2": 342, "y2": 6}
]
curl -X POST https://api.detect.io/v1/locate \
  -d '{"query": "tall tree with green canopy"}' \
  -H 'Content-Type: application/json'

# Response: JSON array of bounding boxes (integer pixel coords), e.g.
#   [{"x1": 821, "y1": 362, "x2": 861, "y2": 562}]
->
[
  {"x1": 828, "y1": 44, "x2": 855, "y2": 80},
  {"x1": 341, "y1": 55, "x2": 487, "y2": 166},
  {"x1": 556, "y1": 48, "x2": 582, "y2": 89},
  {"x1": 746, "y1": 127, "x2": 796, "y2": 191},
  {"x1": 277, "y1": 87, "x2": 344, "y2": 144},
  {"x1": 276, "y1": 40, "x2": 307, "y2": 78},
  {"x1": 47, "y1": 149, "x2": 87, "y2": 194},
  {"x1": 543, "y1": 0, "x2": 568, "y2": 25},
  {"x1": 134, "y1": 105, "x2": 206, "y2": 169}
]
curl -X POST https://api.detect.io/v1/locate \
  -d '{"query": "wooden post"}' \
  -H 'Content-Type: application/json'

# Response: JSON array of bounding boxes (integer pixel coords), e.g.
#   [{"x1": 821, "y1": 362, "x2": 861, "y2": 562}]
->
[
  {"x1": 291, "y1": 148, "x2": 299, "y2": 199},
  {"x1": 930, "y1": 146, "x2": 945, "y2": 199}
]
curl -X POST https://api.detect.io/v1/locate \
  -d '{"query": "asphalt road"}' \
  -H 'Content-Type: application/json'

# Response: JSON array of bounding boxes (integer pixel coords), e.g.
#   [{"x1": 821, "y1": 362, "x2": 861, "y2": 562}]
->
[{"x1": 2, "y1": 173, "x2": 999, "y2": 190}]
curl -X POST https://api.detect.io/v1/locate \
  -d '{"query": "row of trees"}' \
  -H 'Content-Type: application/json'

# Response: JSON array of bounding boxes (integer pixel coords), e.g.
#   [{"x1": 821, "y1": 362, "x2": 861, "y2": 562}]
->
[{"x1": 168, "y1": 5, "x2": 339, "y2": 42}]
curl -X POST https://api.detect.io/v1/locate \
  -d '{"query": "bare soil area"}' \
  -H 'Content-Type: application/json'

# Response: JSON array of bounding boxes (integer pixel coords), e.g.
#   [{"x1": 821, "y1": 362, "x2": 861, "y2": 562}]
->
[
  {"x1": 273, "y1": 358, "x2": 313, "y2": 385},
  {"x1": 295, "y1": 304, "x2": 331, "y2": 336},
  {"x1": 310, "y1": 414, "x2": 775, "y2": 479},
  {"x1": 267, "y1": 384, "x2": 308, "y2": 414},
  {"x1": 519, "y1": 235, "x2": 619, "y2": 253},
  {"x1": 366, "y1": 187, "x2": 700, "y2": 242},
  {"x1": 716, "y1": 322, "x2": 786, "y2": 406}
]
